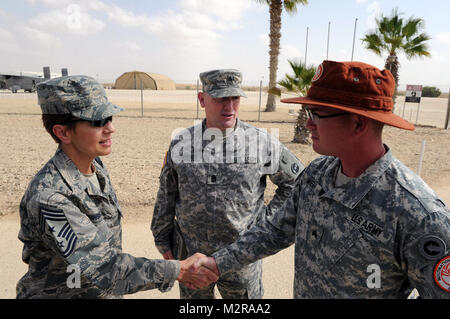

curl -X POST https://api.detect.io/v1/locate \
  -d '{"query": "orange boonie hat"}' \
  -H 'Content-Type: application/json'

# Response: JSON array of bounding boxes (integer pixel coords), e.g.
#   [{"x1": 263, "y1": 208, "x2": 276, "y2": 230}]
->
[{"x1": 280, "y1": 60, "x2": 415, "y2": 130}]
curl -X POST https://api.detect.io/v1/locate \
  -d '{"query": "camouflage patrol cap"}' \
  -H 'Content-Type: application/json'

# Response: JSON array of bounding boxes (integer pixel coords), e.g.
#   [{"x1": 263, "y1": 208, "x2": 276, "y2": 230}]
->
[
  {"x1": 199, "y1": 69, "x2": 247, "y2": 98},
  {"x1": 37, "y1": 75, "x2": 123, "y2": 120}
]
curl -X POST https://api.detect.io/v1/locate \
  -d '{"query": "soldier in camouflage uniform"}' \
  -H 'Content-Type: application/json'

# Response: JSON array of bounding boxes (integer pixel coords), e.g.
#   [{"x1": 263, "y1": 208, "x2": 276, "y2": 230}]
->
[
  {"x1": 16, "y1": 75, "x2": 217, "y2": 298},
  {"x1": 196, "y1": 61, "x2": 450, "y2": 298},
  {"x1": 151, "y1": 69, "x2": 303, "y2": 299}
]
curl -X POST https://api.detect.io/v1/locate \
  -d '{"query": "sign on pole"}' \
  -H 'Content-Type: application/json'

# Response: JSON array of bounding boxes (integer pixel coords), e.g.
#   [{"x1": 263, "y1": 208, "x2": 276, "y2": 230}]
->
[{"x1": 405, "y1": 84, "x2": 422, "y2": 103}]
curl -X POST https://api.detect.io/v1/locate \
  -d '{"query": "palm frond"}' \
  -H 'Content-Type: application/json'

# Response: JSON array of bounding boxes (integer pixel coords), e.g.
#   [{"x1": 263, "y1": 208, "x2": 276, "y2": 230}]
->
[
  {"x1": 283, "y1": 0, "x2": 308, "y2": 14},
  {"x1": 361, "y1": 33, "x2": 384, "y2": 55},
  {"x1": 402, "y1": 18, "x2": 423, "y2": 38},
  {"x1": 278, "y1": 59, "x2": 316, "y2": 96},
  {"x1": 254, "y1": 0, "x2": 271, "y2": 5}
]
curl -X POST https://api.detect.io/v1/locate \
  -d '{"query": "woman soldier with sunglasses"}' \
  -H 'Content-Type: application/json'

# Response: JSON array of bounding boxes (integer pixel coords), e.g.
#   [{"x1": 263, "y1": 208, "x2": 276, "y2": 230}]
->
[{"x1": 16, "y1": 75, "x2": 217, "y2": 298}]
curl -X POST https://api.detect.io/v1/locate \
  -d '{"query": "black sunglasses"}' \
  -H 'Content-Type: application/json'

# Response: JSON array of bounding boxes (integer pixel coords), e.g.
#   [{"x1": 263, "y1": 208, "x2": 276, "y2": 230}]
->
[
  {"x1": 65, "y1": 116, "x2": 113, "y2": 127},
  {"x1": 305, "y1": 107, "x2": 348, "y2": 123}
]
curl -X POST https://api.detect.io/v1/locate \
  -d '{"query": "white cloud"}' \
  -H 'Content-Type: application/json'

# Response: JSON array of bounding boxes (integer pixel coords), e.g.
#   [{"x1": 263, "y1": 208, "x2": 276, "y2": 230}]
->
[
  {"x1": 0, "y1": 28, "x2": 21, "y2": 55},
  {"x1": 28, "y1": 6, "x2": 105, "y2": 35},
  {"x1": 25, "y1": 0, "x2": 71, "y2": 6},
  {"x1": 435, "y1": 32, "x2": 450, "y2": 44},
  {"x1": 21, "y1": 26, "x2": 62, "y2": 48},
  {"x1": 281, "y1": 44, "x2": 302, "y2": 61},
  {"x1": 366, "y1": 2, "x2": 381, "y2": 29},
  {"x1": 113, "y1": 41, "x2": 141, "y2": 51},
  {"x1": 259, "y1": 33, "x2": 269, "y2": 47},
  {"x1": 426, "y1": 50, "x2": 444, "y2": 62},
  {"x1": 179, "y1": 0, "x2": 252, "y2": 25},
  {"x1": 0, "y1": 28, "x2": 14, "y2": 41},
  {"x1": 0, "y1": 8, "x2": 10, "y2": 19},
  {"x1": 101, "y1": 4, "x2": 160, "y2": 31},
  {"x1": 98, "y1": 0, "x2": 251, "y2": 50}
]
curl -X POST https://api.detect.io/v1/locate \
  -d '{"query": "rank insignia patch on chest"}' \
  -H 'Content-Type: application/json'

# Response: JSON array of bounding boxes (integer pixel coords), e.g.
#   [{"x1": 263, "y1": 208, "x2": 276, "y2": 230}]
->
[{"x1": 39, "y1": 206, "x2": 77, "y2": 258}]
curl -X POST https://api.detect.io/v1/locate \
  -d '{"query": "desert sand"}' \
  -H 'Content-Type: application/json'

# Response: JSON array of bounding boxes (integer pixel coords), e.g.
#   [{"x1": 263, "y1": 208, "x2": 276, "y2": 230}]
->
[{"x1": 0, "y1": 89, "x2": 449, "y2": 299}]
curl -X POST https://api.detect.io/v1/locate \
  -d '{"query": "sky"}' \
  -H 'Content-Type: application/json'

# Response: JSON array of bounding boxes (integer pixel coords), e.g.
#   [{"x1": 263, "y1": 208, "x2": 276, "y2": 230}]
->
[{"x1": 1, "y1": 0, "x2": 449, "y2": 90}]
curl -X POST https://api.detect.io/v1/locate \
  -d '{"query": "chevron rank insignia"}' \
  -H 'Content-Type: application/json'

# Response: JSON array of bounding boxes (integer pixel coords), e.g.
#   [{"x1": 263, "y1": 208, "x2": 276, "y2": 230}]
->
[{"x1": 39, "y1": 205, "x2": 77, "y2": 258}]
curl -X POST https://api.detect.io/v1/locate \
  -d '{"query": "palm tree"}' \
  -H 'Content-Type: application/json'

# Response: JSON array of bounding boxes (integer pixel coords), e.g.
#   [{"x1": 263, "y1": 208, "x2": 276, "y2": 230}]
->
[
  {"x1": 361, "y1": 8, "x2": 431, "y2": 104},
  {"x1": 256, "y1": 0, "x2": 308, "y2": 112},
  {"x1": 277, "y1": 59, "x2": 316, "y2": 144}
]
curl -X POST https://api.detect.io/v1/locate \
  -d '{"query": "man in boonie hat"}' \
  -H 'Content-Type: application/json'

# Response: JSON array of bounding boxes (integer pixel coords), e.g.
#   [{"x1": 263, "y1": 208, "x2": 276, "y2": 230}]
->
[
  {"x1": 16, "y1": 75, "x2": 217, "y2": 298},
  {"x1": 193, "y1": 61, "x2": 450, "y2": 298},
  {"x1": 152, "y1": 69, "x2": 303, "y2": 299}
]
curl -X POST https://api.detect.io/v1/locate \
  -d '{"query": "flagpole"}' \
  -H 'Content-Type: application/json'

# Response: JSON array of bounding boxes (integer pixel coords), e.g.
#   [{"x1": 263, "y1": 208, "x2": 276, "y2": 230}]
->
[
  {"x1": 326, "y1": 21, "x2": 331, "y2": 60},
  {"x1": 351, "y1": 18, "x2": 358, "y2": 61},
  {"x1": 305, "y1": 26, "x2": 309, "y2": 65}
]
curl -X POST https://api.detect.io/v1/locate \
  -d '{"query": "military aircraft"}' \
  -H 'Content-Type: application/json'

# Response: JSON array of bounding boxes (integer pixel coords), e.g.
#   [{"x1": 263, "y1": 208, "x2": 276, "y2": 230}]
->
[{"x1": 0, "y1": 67, "x2": 68, "y2": 93}]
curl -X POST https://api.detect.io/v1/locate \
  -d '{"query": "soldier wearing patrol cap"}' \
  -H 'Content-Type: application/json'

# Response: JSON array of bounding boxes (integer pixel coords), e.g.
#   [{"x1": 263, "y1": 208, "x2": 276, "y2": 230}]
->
[
  {"x1": 195, "y1": 61, "x2": 450, "y2": 298},
  {"x1": 151, "y1": 69, "x2": 304, "y2": 299},
  {"x1": 16, "y1": 75, "x2": 217, "y2": 298}
]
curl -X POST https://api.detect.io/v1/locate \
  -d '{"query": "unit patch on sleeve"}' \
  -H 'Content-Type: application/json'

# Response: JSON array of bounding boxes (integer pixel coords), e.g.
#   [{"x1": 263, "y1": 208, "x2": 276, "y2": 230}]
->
[
  {"x1": 433, "y1": 256, "x2": 450, "y2": 292},
  {"x1": 418, "y1": 235, "x2": 446, "y2": 260},
  {"x1": 39, "y1": 205, "x2": 77, "y2": 258}
]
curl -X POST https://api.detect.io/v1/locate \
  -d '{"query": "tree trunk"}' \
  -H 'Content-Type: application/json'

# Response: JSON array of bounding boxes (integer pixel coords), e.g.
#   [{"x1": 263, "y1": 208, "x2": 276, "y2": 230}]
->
[
  {"x1": 292, "y1": 105, "x2": 310, "y2": 144},
  {"x1": 265, "y1": 0, "x2": 282, "y2": 112},
  {"x1": 384, "y1": 54, "x2": 399, "y2": 110}
]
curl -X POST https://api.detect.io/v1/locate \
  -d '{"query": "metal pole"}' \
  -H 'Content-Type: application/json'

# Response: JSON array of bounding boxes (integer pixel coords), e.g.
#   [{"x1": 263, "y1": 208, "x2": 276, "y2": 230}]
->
[
  {"x1": 417, "y1": 140, "x2": 426, "y2": 176},
  {"x1": 258, "y1": 79, "x2": 262, "y2": 121},
  {"x1": 196, "y1": 79, "x2": 199, "y2": 119},
  {"x1": 305, "y1": 26, "x2": 309, "y2": 65},
  {"x1": 445, "y1": 88, "x2": 450, "y2": 129},
  {"x1": 351, "y1": 18, "x2": 358, "y2": 61},
  {"x1": 140, "y1": 80, "x2": 143, "y2": 117},
  {"x1": 415, "y1": 100, "x2": 421, "y2": 124},
  {"x1": 326, "y1": 21, "x2": 331, "y2": 60}
]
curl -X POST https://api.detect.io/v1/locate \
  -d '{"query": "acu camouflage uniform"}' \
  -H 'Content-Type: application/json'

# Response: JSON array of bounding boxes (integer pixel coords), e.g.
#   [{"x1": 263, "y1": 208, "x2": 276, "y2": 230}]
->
[
  {"x1": 16, "y1": 75, "x2": 179, "y2": 298},
  {"x1": 152, "y1": 117, "x2": 303, "y2": 299},
  {"x1": 213, "y1": 147, "x2": 450, "y2": 298}
]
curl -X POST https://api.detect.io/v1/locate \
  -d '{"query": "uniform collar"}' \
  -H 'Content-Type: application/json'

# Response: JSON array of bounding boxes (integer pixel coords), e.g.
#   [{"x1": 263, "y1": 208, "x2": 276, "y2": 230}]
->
[
  {"x1": 52, "y1": 147, "x2": 111, "y2": 197},
  {"x1": 320, "y1": 145, "x2": 393, "y2": 209},
  {"x1": 201, "y1": 118, "x2": 242, "y2": 135}
]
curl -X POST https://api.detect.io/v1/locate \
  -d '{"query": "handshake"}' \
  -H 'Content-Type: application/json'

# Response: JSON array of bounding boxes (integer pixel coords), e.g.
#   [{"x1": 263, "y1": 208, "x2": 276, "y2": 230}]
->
[{"x1": 175, "y1": 253, "x2": 220, "y2": 289}]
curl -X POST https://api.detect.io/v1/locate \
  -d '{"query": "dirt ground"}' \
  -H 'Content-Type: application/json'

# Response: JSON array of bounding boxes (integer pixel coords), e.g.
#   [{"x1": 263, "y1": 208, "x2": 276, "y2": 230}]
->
[{"x1": 0, "y1": 89, "x2": 449, "y2": 298}]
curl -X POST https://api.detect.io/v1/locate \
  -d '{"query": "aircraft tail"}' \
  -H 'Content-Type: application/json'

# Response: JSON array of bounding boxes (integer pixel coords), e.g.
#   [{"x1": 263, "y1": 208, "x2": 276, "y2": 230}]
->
[{"x1": 43, "y1": 66, "x2": 50, "y2": 80}]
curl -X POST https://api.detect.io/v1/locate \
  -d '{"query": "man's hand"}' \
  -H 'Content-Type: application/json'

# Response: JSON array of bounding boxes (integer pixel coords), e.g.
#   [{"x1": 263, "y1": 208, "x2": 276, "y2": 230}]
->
[
  {"x1": 193, "y1": 255, "x2": 219, "y2": 277},
  {"x1": 178, "y1": 253, "x2": 219, "y2": 289}
]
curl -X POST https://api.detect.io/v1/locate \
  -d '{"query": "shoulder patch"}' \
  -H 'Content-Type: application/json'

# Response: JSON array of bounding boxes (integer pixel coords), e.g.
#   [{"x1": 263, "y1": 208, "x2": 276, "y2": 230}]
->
[
  {"x1": 312, "y1": 63, "x2": 323, "y2": 82},
  {"x1": 418, "y1": 235, "x2": 447, "y2": 260},
  {"x1": 279, "y1": 148, "x2": 304, "y2": 179},
  {"x1": 433, "y1": 256, "x2": 450, "y2": 292},
  {"x1": 39, "y1": 205, "x2": 77, "y2": 258}
]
